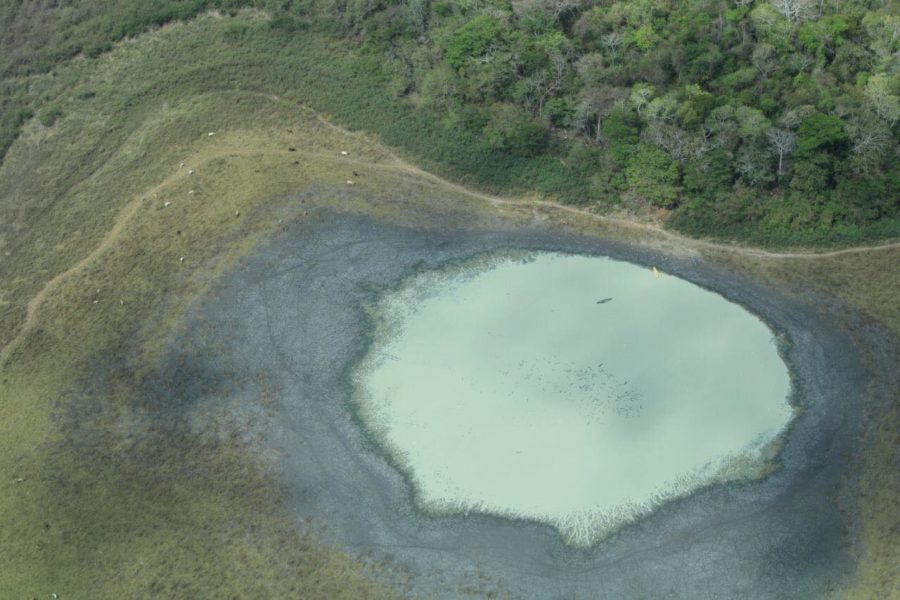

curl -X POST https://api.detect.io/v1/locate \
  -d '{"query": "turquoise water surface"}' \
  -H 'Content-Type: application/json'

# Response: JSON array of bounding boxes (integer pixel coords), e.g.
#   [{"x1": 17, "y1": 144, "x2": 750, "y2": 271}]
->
[{"x1": 354, "y1": 252, "x2": 794, "y2": 545}]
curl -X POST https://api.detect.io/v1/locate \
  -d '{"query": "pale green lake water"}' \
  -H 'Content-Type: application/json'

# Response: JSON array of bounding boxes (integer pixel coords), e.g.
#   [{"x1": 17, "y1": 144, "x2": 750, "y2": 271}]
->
[{"x1": 354, "y1": 252, "x2": 794, "y2": 546}]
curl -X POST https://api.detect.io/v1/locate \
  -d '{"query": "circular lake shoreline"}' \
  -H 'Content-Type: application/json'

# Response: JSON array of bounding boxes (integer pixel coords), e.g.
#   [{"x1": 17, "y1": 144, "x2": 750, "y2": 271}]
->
[
  {"x1": 352, "y1": 250, "x2": 795, "y2": 546},
  {"x1": 147, "y1": 209, "x2": 876, "y2": 599}
]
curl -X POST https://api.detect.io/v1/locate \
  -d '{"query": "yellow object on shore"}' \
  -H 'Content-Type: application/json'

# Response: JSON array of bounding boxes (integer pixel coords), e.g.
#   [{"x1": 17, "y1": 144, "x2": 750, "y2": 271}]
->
[{"x1": 652, "y1": 266, "x2": 661, "y2": 278}]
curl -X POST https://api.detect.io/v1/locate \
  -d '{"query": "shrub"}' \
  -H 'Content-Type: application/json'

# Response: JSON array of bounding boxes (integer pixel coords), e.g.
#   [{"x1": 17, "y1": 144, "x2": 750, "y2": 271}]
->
[
  {"x1": 624, "y1": 144, "x2": 681, "y2": 207},
  {"x1": 483, "y1": 103, "x2": 548, "y2": 156},
  {"x1": 444, "y1": 15, "x2": 506, "y2": 70},
  {"x1": 39, "y1": 105, "x2": 64, "y2": 127}
]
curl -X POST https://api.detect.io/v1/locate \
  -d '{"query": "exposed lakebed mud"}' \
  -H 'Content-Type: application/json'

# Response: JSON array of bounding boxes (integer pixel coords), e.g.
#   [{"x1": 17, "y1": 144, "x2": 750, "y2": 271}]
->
[{"x1": 147, "y1": 208, "x2": 882, "y2": 598}]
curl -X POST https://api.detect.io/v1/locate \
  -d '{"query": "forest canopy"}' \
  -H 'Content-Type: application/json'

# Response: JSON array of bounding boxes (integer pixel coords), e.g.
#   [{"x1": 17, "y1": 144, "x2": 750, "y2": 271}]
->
[
  {"x1": 334, "y1": 0, "x2": 900, "y2": 241},
  {"x1": 1, "y1": 0, "x2": 898, "y2": 244}
]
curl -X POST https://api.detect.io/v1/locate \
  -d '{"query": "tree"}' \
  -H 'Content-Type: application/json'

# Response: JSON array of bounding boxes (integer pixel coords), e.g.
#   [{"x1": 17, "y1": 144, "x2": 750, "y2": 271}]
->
[
  {"x1": 523, "y1": 35, "x2": 571, "y2": 117},
  {"x1": 645, "y1": 94, "x2": 679, "y2": 125},
  {"x1": 544, "y1": 97, "x2": 574, "y2": 126},
  {"x1": 573, "y1": 85, "x2": 629, "y2": 143},
  {"x1": 847, "y1": 114, "x2": 892, "y2": 175},
  {"x1": 625, "y1": 144, "x2": 681, "y2": 207},
  {"x1": 600, "y1": 31, "x2": 626, "y2": 62},
  {"x1": 861, "y1": 12, "x2": 900, "y2": 61},
  {"x1": 752, "y1": 43, "x2": 778, "y2": 80},
  {"x1": 644, "y1": 122, "x2": 705, "y2": 164},
  {"x1": 789, "y1": 156, "x2": 831, "y2": 195},
  {"x1": 575, "y1": 52, "x2": 606, "y2": 88},
  {"x1": 483, "y1": 103, "x2": 549, "y2": 156},
  {"x1": 769, "y1": 0, "x2": 813, "y2": 24},
  {"x1": 797, "y1": 15, "x2": 848, "y2": 54},
  {"x1": 751, "y1": 4, "x2": 794, "y2": 49},
  {"x1": 796, "y1": 112, "x2": 847, "y2": 157},
  {"x1": 632, "y1": 24, "x2": 659, "y2": 52},
  {"x1": 629, "y1": 83, "x2": 654, "y2": 116},
  {"x1": 864, "y1": 73, "x2": 900, "y2": 127},
  {"x1": 778, "y1": 105, "x2": 815, "y2": 129},
  {"x1": 735, "y1": 142, "x2": 775, "y2": 187},
  {"x1": 735, "y1": 106, "x2": 772, "y2": 141},
  {"x1": 704, "y1": 105, "x2": 739, "y2": 151},
  {"x1": 420, "y1": 65, "x2": 460, "y2": 111},
  {"x1": 405, "y1": 0, "x2": 430, "y2": 34},
  {"x1": 601, "y1": 104, "x2": 639, "y2": 163},
  {"x1": 683, "y1": 148, "x2": 734, "y2": 199},
  {"x1": 444, "y1": 15, "x2": 506, "y2": 70},
  {"x1": 766, "y1": 128, "x2": 796, "y2": 176},
  {"x1": 512, "y1": 0, "x2": 578, "y2": 33}
]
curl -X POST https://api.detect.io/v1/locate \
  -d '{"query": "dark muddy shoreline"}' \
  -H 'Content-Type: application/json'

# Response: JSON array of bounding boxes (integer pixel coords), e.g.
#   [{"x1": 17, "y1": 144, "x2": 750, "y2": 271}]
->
[{"x1": 149, "y1": 208, "x2": 884, "y2": 599}]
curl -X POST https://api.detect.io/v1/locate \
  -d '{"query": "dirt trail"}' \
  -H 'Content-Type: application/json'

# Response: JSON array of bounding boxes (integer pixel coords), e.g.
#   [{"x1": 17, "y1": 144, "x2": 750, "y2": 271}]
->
[
  {"x1": 377, "y1": 157, "x2": 900, "y2": 260},
  {"x1": 305, "y1": 93, "x2": 900, "y2": 260},
  {"x1": 3, "y1": 112, "x2": 898, "y2": 369},
  {"x1": 0, "y1": 168, "x2": 192, "y2": 369}
]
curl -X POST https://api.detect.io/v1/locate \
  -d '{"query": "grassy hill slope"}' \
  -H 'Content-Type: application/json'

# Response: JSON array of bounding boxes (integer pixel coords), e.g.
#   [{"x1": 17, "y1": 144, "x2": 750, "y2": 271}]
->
[{"x1": 0, "y1": 12, "x2": 896, "y2": 599}]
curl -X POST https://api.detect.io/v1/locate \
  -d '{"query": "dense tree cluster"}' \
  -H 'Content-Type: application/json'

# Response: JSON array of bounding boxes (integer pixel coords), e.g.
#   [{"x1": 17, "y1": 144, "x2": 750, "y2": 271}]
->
[{"x1": 318, "y1": 0, "x2": 899, "y2": 238}]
